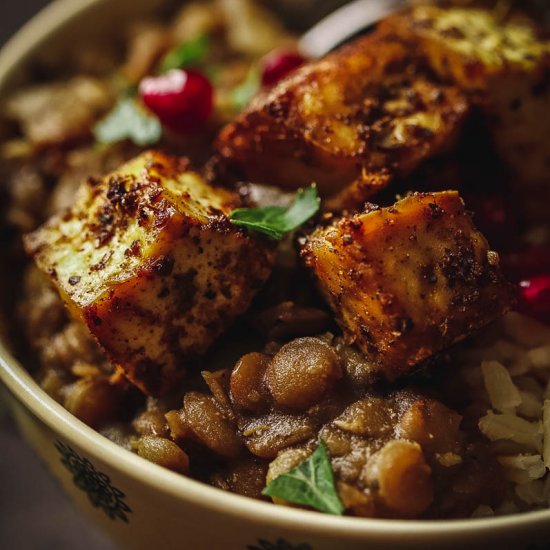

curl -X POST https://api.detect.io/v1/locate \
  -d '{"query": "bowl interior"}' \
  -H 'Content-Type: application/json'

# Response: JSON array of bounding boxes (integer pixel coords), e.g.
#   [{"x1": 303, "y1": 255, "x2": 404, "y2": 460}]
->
[{"x1": 1, "y1": 0, "x2": 550, "y2": 543}]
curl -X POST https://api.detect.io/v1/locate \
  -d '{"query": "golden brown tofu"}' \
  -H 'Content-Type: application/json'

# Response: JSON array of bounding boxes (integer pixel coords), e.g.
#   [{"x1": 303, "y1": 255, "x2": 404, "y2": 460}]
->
[
  {"x1": 213, "y1": 33, "x2": 469, "y2": 211},
  {"x1": 24, "y1": 151, "x2": 273, "y2": 395},
  {"x1": 380, "y1": 7, "x2": 550, "y2": 94},
  {"x1": 302, "y1": 191, "x2": 515, "y2": 381},
  {"x1": 380, "y1": 6, "x2": 550, "y2": 220}
]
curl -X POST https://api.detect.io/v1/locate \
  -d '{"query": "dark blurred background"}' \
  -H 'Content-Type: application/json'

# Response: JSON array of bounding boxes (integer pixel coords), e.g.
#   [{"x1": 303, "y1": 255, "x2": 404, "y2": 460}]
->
[
  {"x1": 0, "y1": 6, "x2": 116, "y2": 550},
  {"x1": 0, "y1": 401, "x2": 118, "y2": 549},
  {"x1": 0, "y1": 0, "x2": 51, "y2": 46}
]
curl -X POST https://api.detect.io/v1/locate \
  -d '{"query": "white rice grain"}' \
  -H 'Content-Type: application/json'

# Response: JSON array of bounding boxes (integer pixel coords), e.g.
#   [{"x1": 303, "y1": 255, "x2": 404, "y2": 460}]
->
[
  {"x1": 478, "y1": 411, "x2": 543, "y2": 452},
  {"x1": 462, "y1": 312, "x2": 550, "y2": 516},
  {"x1": 507, "y1": 356, "x2": 533, "y2": 377},
  {"x1": 518, "y1": 390, "x2": 544, "y2": 419},
  {"x1": 501, "y1": 467, "x2": 533, "y2": 485},
  {"x1": 515, "y1": 479, "x2": 546, "y2": 506},
  {"x1": 481, "y1": 361, "x2": 522, "y2": 412},
  {"x1": 494, "y1": 339, "x2": 533, "y2": 376},
  {"x1": 498, "y1": 455, "x2": 546, "y2": 479},
  {"x1": 527, "y1": 346, "x2": 550, "y2": 370},
  {"x1": 460, "y1": 340, "x2": 530, "y2": 374},
  {"x1": 515, "y1": 376, "x2": 545, "y2": 400}
]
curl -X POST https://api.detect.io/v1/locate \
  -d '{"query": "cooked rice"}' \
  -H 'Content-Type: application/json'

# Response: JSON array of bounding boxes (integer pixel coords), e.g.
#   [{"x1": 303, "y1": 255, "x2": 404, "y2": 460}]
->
[
  {"x1": 481, "y1": 360, "x2": 522, "y2": 412},
  {"x1": 458, "y1": 312, "x2": 550, "y2": 512}
]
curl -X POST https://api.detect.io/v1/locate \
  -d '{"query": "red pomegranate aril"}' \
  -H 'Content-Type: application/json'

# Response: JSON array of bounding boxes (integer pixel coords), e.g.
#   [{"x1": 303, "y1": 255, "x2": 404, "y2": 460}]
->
[
  {"x1": 139, "y1": 69, "x2": 213, "y2": 133},
  {"x1": 261, "y1": 50, "x2": 306, "y2": 87},
  {"x1": 502, "y1": 245, "x2": 550, "y2": 282},
  {"x1": 518, "y1": 275, "x2": 550, "y2": 324}
]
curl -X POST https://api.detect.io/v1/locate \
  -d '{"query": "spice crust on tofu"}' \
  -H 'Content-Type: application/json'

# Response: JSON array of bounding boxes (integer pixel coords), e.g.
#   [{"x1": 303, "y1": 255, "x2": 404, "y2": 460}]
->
[
  {"x1": 24, "y1": 151, "x2": 274, "y2": 395},
  {"x1": 213, "y1": 33, "x2": 469, "y2": 211},
  {"x1": 379, "y1": 6, "x2": 550, "y2": 92},
  {"x1": 379, "y1": 6, "x2": 550, "y2": 220},
  {"x1": 302, "y1": 191, "x2": 516, "y2": 381}
]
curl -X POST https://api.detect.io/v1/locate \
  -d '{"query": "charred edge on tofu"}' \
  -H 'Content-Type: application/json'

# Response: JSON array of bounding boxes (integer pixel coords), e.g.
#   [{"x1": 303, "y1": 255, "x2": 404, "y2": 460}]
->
[
  {"x1": 24, "y1": 151, "x2": 275, "y2": 396},
  {"x1": 301, "y1": 192, "x2": 516, "y2": 381},
  {"x1": 212, "y1": 32, "x2": 470, "y2": 211}
]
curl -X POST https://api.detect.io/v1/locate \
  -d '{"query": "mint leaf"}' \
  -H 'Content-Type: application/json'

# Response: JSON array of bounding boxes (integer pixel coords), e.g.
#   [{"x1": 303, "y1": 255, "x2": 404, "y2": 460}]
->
[
  {"x1": 231, "y1": 65, "x2": 261, "y2": 111},
  {"x1": 229, "y1": 205, "x2": 288, "y2": 240},
  {"x1": 263, "y1": 439, "x2": 344, "y2": 515},
  {"x1": 158, "y1": 33, "x2": 210, "y2": 73},
  {"x1": 94, "y1": 98, "x2": 161, "y2": 146},
  {"x1": 229, "y1": 185, "x2": 320, "y2": 240}
]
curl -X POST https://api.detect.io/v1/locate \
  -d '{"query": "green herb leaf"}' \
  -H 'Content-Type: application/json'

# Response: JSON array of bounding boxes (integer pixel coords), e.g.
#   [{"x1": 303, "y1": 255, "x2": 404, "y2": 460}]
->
[
  {"x1": 229, "y1": 185, "x2": 320, "y2": 240},
  {"x1": 262, "y1": 439, "x2": 344, "y2": 515},
  {"x1": 231, "y1": 65, "x2": 261, "y2": 111},
  {"x1": 94, "y1": 98, "x2": 162, "y2": 146},
  {"x1": 158, "y1": 33, "x2": 210, "y2": 73}
]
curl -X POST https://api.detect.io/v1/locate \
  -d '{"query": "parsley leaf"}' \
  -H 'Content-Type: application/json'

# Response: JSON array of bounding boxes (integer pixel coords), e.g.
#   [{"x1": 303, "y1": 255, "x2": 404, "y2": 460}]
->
[
  {"x1": 94, "y1": 98, "x2": 162, "y2": 146},
  {"x1": 229, "y1": 185, "x2": 320, "y2": 240},
  {"x1": 262, "y1": 439, "x2": 344, "y2": 515},
  {"x1": 158, "y1": 33, "x2": 210, "y2": 73}
]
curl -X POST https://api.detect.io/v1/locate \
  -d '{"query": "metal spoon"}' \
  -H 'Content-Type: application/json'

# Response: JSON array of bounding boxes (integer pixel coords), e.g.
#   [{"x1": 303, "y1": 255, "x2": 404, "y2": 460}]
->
[{"x1": 298, "y1": 0, "x2": 406, "y2": 58}]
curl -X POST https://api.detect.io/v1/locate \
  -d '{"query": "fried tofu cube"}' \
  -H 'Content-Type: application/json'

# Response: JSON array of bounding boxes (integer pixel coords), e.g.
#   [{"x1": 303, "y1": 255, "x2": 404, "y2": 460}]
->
[
  {"x1": 379, "y1": 7, "x2": 550, "y2": 94},
  {"x1": 214, "y1": 33, "x2": 469, "y2": 211},
  {"x1": 380, "y1": 6, "x2": 550, "y2": 220},
  {"x1": 24, "y1": 151, "x2": 273, "y2": 395},
  {"x1": 302, "y1": 191, "x2": 515, "y2": 380}
]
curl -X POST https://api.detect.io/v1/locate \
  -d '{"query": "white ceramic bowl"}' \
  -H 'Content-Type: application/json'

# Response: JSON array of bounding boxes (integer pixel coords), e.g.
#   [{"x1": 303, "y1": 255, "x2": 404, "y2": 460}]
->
[{"x1": 1, "y1": 1, "x2": 550, "y2": 548}]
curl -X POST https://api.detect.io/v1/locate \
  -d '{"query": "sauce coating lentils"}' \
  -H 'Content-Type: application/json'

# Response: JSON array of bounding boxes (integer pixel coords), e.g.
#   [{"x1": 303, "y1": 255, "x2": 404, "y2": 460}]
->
[
  {"x1": 183, "y1": 391, "x2": 243, "y2": 459},
  {"x1": 63, "y1": 377, "x2": 125, "y2": 429},
  {"x1": 265, "y1": 337, "x2": 342, "y2": 410},
  {"x1": 363, "y1": 440, "x2": 434, "y2": 517},
  {"x1": 230, "y1": 352, "x2": 270, "y2": 413},
  {"x1": 137, "y1": 435, "x2": 190, "y2": 475},
  {"x1": 156, "y1": 334, "x2": 504, "y2": 518}
]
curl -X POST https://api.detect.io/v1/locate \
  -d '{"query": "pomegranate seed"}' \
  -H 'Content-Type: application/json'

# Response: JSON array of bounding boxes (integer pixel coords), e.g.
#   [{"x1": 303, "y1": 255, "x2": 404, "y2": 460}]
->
[
  {"x1": 518, "y1": 275, "x2": 550, "y2": 324},
  {"x1": 261, "y1": 50, "x2": 306, "y2": 87},
  {"x1": 502, "y1": 245, "x2": 550, "y2": 282},
  {"x1": 139, "y1": 69, "x2": 213, "y2": 133}
]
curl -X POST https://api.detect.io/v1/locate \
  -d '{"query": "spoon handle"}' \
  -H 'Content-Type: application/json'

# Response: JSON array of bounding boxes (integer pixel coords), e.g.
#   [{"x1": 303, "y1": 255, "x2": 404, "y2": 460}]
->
[{"x1": 298, "y1": 0, "x2": 406, "y2": 58}]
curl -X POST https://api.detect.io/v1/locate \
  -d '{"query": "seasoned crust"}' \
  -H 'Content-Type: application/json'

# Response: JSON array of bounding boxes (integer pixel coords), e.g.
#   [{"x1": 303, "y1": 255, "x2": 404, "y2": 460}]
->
[
  {"x1": 379, "y1": 6, "x2": 550, "y2": 93},
  {"x1": 379, "y1": 6, "x2": 550, "y2": 220},
  {"x1": 302, "y1": 191, "x2": 516, "y2": 381},
  {"x1": 24, "y1": 151, "x2": 274, "y2": 395},
  {"x1": 213, "y1": 33, "x2": 469, "y2": 211}
]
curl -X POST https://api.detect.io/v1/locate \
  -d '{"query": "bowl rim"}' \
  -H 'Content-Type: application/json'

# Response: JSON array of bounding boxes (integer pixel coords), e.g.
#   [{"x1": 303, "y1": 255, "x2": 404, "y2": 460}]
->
[{"x1": 1, "y1": 0, "x2": 550, "y2": 541}]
